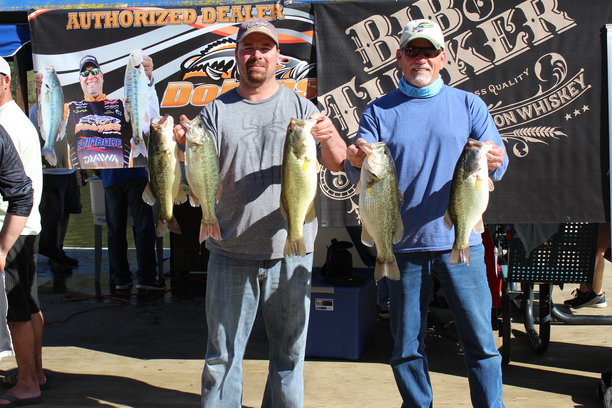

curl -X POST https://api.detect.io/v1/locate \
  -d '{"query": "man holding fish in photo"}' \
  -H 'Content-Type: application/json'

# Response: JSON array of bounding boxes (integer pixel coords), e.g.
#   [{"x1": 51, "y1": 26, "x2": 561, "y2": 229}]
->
[
  {"x1": 345, "y1": 19, "x2": 508, "y2": 407},
  {"x1": 34, "y1": 53, "x2": 163, "y2": 292},
  {"x1": 173, "y1": 18, "x2": 346, "y2": 408}
]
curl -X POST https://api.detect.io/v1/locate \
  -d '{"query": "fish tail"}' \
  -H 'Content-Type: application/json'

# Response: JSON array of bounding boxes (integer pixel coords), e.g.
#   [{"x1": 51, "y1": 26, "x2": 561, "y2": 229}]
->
[
  {"x1": 450, "y1": 247, "x2": 471, "y2": 265},
  {"x1": 130, "y1": 137, "x2": 148, "y2": 159},
  {"x1": 167, "y1": 216, "x2": 182, "y2": 235},
  {"x1": 284, "y1": 236, "x2": 306, "y2": 258},
  {"x1": 374, "y1": 256, "x2": 401, "y2": 281},
  {"x1": 199, "y1": 220, "x2": 221, "y2": 243},
  {"x1": 42, "y1": 146, "x2": 57, "y2": 166}
]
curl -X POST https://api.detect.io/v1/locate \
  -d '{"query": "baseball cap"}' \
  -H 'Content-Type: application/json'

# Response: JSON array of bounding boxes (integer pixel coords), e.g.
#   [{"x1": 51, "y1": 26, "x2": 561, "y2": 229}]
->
[
  {"x1": 0, "y1": 57, "x2": 10, "y2": 79},
  {"x1": 399, "y1": 19, "x2": 445, "y2": 50},
  {"x1": 79, "y1": 55, "x2": 100, "y2": 72},
  {"x1": 236, "y1": 18, "x2": 279, "y2": 47}
]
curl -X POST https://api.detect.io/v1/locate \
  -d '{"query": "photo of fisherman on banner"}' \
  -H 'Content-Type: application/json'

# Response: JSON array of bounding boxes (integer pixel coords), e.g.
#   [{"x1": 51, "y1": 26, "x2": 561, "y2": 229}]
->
[{"x1": 35, "y1": 50, "x2": 158, "y2": 169}]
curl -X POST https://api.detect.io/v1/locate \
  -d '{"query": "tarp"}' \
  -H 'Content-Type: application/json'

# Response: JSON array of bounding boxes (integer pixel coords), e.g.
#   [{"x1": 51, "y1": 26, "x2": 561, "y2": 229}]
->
[{"x1": 0, "y1": 24, "x2": 29, "y2": 56}]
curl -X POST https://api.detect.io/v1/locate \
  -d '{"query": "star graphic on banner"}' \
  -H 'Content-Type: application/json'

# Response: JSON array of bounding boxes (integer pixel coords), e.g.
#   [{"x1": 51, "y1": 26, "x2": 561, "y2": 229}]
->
[
  {"x1": 573, "y1": 109, "x2": 581, "y2": 117},
  {"x1": 565, "y1": 113, "x2": 573, "y2": 121},
  {"x1": 582, "y1": 105, "x2": 590, "y2": 112}
]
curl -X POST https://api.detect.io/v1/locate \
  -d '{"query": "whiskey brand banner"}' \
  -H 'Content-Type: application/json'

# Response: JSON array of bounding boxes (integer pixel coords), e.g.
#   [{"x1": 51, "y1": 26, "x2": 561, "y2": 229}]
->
[
  {"x1": 315, "y1": 0, "x2": 610, "y2": 225},
  {"x1": 28, "y1": 3, "x2": 315, "y2": 169}
]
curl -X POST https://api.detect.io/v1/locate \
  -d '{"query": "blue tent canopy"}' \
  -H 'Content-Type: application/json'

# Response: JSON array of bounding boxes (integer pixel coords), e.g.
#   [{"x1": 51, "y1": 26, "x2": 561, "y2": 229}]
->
[{"x1": 0, "y1": 24, "x2": 29, "y2": 57}]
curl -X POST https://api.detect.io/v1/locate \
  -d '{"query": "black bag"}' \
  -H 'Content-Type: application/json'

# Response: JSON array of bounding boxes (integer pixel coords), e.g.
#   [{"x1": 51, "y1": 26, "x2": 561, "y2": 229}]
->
[{"x1": 320, "y1": 239, "x2": 362, "y2": 286}]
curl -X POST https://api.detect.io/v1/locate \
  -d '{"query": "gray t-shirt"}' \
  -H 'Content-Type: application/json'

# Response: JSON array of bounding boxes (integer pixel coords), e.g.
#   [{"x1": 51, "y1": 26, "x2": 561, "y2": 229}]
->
[{"x1": 202, "y1": 86, "x2": 319, "y2": 260}]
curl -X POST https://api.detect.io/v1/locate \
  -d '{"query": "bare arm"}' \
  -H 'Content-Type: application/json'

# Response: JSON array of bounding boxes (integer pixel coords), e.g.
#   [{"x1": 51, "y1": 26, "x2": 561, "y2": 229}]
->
[
  {"x1": 0, "y1": 214, "x2": 27, "y2": 271},
  {"x1": 310, "y1": 113, "x2": 346, "y2": 171}
]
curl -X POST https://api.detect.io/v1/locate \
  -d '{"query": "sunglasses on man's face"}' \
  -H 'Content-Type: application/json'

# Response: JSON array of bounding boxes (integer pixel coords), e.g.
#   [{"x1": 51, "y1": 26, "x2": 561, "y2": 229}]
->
[
  {"x1": 80, "y1": 67, "x2": 100, "y2": 77},
  {"x1": 402, "y1": 46, "x2": 442, "y2": 59}
]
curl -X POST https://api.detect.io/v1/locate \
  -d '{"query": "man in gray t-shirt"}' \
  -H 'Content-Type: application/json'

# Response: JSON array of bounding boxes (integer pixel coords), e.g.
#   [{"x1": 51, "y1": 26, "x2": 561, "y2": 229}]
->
[{"x1": 174, "y1": 18, "x2": 346, "y2": 408}]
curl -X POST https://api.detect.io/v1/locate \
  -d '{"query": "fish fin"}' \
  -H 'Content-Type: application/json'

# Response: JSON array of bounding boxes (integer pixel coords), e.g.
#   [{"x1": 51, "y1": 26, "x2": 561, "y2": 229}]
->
[
  {"x1": 473, "y1": 218, "x2": 485, "y2": 234},
  {"x1": 129, "y1": 137, "x2": 148, "y2": 160},
  {"x1": 216, "y1": 184, "x2": 222, "y2": 202},
  {"x1": 355, "y1": 180, "x2": 362, "y2": 194},
  {"x1": 361, "y1": 226, "x2": 375, "y2": 247},
  {"x1": 174, "y1": 188, "x2": 188, "y2": 205},
  {"x1": 374, "y1": 257, "x2": 401, "y2": 281},
  {"x1": 284, "y1": 237, "x2": 306, "y2": 258},
  {"x1": 176, "y1": 148, "x2": 185, "y2": 163},
  {"x1": 305, "y1": 200, "x2": 316, "y2": 222},
  {"x1": 280, "y1": 197, "x2": 288, "y2": 218},
  {"x1": 155, "y1": 219, "x2": 169, "y2": 237},
  {"x1": 56, "y1": 119, "x2": 67, "y2": 142},
  {"x1": 142, "y1": 184, "x2": 157, "y2": 206},
  {"x1": 488, "y1": 177, "x2": 494, "y2": 192},
  {"x1": 42, "y1": 146, "x2": 57, "y2": 167},
  {"x1": 124, "y1": 103, "x2": 132, "y2": 123},
  {"x1": 167, "y1": 216, "x2": 182, "y2": 235},
  {"x1": 392, "y1": 217, "x2": 404, "y2": 244},
  {"x1": 315, "y1": 160, "x2": 320, "y2": 173},
  {"x1": 200, "y1": 220, "x2": 221, "y2": 242},
  {"x1": 189, "y1": 190, "x2": 201, "y2": 207},
  {"x1": 450, "y1": 247, "x2": 471, "y2": 265},
  {"x1": 443, "y1": 210, "x2": 454, "y2": 229}
]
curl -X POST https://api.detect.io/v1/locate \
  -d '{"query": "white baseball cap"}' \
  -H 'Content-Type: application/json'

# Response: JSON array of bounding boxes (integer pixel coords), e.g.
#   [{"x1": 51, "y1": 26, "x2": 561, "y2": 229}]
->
[
  {"x1": 399, "y1": 19, "x2": 445, "y2": 49},
  {"x1": 0, "y1": 57, "x2": 10, "y2": 79}
]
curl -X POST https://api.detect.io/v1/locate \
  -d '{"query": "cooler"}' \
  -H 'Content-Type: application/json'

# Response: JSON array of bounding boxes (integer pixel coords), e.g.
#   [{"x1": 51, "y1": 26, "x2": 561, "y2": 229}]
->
[{"x1": 306, "y1": 268, "x2": 377, "y2": 360}]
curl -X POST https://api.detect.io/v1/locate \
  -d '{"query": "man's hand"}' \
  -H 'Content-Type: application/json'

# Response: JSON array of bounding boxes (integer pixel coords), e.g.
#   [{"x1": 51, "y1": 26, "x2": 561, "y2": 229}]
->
[
  {"x1": 173, "y1": 114, "x2": 189, "y2": 146},
  {"x1": 142, "y1": 55, "x2": 154, "y2": 79},
  {"x1": 346, "y1": 138, "x2": 369, "y2": 168},
  {"x1": 486, "y1": 143, "x2": 505, "y2": 171},
  {"x1": 310, "y1": 113, "x2": 338, "y2": 143}
]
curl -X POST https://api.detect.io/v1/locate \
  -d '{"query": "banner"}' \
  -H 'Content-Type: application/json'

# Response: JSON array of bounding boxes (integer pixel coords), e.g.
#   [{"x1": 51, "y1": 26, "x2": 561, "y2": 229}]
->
[
  {"x1": 315, "y1": 0, "x2": 610, "y2": 225},
  {"x1": 28, "y1": 3, "x2": 315, "y2": 169}
]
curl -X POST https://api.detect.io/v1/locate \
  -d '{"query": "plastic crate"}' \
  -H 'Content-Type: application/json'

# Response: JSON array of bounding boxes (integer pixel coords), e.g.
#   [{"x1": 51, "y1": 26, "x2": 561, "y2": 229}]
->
[{"x1": 507, "y1": 223, "x2": 598, "y2": 284}]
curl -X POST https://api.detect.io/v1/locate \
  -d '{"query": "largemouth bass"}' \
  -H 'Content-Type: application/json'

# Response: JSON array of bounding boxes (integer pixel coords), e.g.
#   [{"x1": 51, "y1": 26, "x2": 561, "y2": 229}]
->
[
  {"x1": 39, "y1": 66, "x2": 65, "y2": 167},
  {"x1": 358, "y1": 142, "x2": 403, "y2": 281},
  {"x1": 444, "y1": 138, "x2": 494, "y2": 265},
  {"x1": 124, "y1": 49, "x2": 150, "y2": 166},
  {"x1": 143, "y1": 115, "x2": 187, "y2": 237},
  {"x1": 280, "y1": 117, "x2": 318, "y2": 257},
  {"x1": 182, "y1": 115, "x2": 222, "y2": 243}
]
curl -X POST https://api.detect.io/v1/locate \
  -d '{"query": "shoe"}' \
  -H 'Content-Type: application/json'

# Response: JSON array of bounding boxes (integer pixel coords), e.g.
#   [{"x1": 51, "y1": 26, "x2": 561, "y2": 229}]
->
[
  {"x1": 136, "y1": 280, "x2": 165, "y2": 291},
  {"x1": 564, "y1": 290, "x2": 607, "y2": 309},
  {"x1": 61, "y1": 253, "x2": 79, "y2": 268},
  {"x1": 48, "y1": 258, "x2": 72, "y2": 275},
  {"x1": 115, "y1": 282, "x2": 133, "y2": 291},
  {"x1": 377, "y1": 307, "x2": 390, "y2": 319}
]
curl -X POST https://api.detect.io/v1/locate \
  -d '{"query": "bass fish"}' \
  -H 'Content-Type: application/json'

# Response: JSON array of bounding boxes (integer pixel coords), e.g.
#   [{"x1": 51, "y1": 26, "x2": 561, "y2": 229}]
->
[
  {"x1": 182, "y1": 115, "x2": 222, "y2": 243},
  {"x1": 39, "y1": 66, "x2": 65, "y2": 167},
  {"x1": 444, "y1": 138, "x2": 494, "y2": 265},
  {"x1": 280, "y1": 118, "x2": 318, "y2": 257},
  {"x1": 143, "y1": 115, "x2": 187, "y2": 237},
  {"x1": 124, "y1": 49, "x2": 150, "y2": 166},
  {"x1": 358, "y1": 142, "x2": 403, "y2": 281}
]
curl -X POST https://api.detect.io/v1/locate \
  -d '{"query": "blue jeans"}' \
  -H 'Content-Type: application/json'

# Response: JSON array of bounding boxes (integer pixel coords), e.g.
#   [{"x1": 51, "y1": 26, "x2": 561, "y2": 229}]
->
[
  {"x1": 388, "y1": 245, "x2": 504, "y2": 408},
  {"x1": 104, "y1": 178, "x2": 157, "y2": 285},
  {"x1": 202, "y1": 252, "x2": 312, "y2": 408}
]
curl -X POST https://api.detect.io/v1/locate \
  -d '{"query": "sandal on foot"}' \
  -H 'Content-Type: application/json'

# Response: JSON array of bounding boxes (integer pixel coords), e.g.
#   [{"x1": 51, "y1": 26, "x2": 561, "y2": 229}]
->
[{"x1": 0, "y1": 392, "x2": 42, "y2": 407}]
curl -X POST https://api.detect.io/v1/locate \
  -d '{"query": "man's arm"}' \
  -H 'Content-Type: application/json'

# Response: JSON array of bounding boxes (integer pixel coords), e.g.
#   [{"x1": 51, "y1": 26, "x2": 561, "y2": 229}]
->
[
  {"x1": 0, "y1": 214, "x2": 28, "y2": 271},
  {"x1": 310, "y1": 113, "x2": 346, "y2": 171}
]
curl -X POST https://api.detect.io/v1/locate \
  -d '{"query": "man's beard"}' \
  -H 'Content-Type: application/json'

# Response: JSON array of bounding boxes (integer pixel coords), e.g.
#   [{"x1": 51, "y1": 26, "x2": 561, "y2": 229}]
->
[{"x1": 243, "y1": 62, "x2": 269, "y2": 84}]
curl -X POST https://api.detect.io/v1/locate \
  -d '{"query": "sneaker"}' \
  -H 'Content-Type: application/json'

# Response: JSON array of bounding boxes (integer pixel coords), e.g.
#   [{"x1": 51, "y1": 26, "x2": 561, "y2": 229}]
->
[
  {"x1": 564, "y1": 290, "x2": 607, "y2": 309},
  {"x1": 136, "y1": 280, "x2": 166, "y2": 291},
  {"x1": 115, "y1": 282, "x2": 133, "y2": 291}
]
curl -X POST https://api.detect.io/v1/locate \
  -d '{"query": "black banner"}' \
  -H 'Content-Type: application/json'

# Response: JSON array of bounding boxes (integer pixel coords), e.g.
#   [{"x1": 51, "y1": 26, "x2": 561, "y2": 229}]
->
[
  {"x1": 315, "y1": 0, "x2": 610, "y2": 225},
  {"x1": 28, "y1": 4, "x2": 315, "y2": 168}
]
